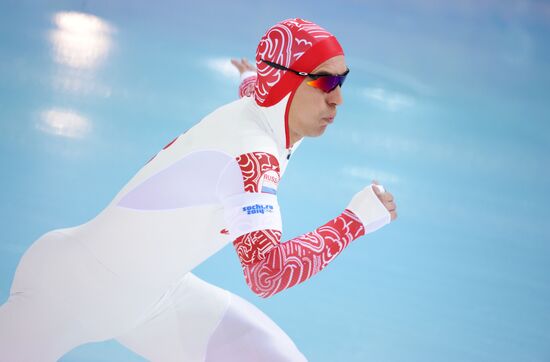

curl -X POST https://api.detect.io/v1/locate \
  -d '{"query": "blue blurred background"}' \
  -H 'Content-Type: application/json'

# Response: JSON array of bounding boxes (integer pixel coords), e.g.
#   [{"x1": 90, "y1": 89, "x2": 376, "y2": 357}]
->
[{"x1": 1, "y1": 0, "x2": 549, "y2": 361}]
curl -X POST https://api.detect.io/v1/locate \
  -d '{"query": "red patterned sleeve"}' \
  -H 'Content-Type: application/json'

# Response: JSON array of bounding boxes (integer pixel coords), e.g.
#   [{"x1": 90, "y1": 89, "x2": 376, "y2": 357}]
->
[
  {"x1": 233, "y1": 152, "x2": 366, "y2": 298},
  {"x1": 238, "y1": 74, "x2": 256, "y2": 98}
]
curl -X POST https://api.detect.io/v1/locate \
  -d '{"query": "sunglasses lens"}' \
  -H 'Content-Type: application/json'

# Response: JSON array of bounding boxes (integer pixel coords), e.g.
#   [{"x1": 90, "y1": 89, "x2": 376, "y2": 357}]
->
[{"x1": 307, "y1": 74, "x2": 346, "y2": 92}]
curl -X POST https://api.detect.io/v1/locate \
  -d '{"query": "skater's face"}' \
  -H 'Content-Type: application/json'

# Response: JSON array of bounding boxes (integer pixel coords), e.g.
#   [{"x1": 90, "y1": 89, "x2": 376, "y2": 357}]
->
[{"x1": 288, "y1": 55, "x2": 347, "y2": 146}]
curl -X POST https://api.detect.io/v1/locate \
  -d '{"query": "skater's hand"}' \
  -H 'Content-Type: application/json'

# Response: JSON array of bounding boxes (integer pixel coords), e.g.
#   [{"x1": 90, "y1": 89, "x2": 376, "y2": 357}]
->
[
  {"x1": 231, "y1": 58, "x2": 255, "y2": 75},
  {"x1": 372, "y1": 180, "x2": 398, "y2": 221},
  {"x1": 346, "y1": 182, "x2": 393, "y2": 234}
]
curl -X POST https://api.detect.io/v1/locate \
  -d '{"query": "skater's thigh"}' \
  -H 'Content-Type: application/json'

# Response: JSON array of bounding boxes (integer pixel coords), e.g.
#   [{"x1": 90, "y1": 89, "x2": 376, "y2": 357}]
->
[
  {"x1": 117, "y1": 274, "x2": 307, "y2": 362},
  {"x1": 0, "y1": 291, "x2": 95, "y2": 362},
  {"x1": 0, "y1": 230, "x2": 144, "y2": 362},
  {"x1": 116, "y1": 273, "x2": 230, "y2": 362},
  {"x1": 0, "y1": 232, "x2": 108, "y2": 362},
  {"x1": 205, "y1": 292, "x2": 307, "y2": 362}
]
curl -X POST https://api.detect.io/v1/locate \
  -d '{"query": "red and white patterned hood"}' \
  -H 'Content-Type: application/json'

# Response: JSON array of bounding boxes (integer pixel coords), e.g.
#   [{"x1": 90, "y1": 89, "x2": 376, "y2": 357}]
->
[{"x1": 253, "y1": 18, "x2": 344, "y2": 150}]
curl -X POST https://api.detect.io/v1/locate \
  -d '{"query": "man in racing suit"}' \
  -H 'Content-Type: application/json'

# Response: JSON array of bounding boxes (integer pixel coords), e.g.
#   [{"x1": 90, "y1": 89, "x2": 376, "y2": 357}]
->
[{"x1": 0, "y1": 18, "x2": 397, "y2": 361}]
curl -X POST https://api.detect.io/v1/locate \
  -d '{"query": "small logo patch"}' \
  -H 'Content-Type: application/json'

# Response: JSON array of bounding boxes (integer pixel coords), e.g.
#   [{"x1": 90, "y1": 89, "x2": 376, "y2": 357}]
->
[
  {"x1": 259, "y1": 170, "x2": 279, "y2": 195},
  {"x1": 242, "y1": 204, "x2": 274, "y2": 215}
]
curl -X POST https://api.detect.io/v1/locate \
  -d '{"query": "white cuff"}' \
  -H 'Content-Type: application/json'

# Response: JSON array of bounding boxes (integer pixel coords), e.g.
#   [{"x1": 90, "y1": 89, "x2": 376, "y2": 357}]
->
[{"x1": 347, "y1": 184, "x2": 391, "y2": 234}]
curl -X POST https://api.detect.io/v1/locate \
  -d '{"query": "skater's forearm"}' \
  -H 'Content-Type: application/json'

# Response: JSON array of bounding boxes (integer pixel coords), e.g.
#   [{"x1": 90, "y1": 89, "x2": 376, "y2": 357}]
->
[{"x1": 233, "y1": 209, "x2": 365, "y2": 298}]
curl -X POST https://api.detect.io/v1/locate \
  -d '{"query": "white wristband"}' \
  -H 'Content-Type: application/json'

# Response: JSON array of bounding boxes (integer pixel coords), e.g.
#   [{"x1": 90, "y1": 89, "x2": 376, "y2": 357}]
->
[{"x1": 347, "y1": 184, "x2": 391, "y2": 234}]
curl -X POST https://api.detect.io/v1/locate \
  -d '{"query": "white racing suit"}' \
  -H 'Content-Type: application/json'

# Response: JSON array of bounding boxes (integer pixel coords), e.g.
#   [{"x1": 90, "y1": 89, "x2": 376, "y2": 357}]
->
[{"x1": 0, "y1": 75, "x2": 390, "y2": 361}]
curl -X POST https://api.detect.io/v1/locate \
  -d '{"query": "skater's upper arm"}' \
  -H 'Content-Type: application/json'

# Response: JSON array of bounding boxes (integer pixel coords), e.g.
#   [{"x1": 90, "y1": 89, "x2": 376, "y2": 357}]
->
[{"x1": 218, "y1": 151, "x2": 283, "y2": 242}]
